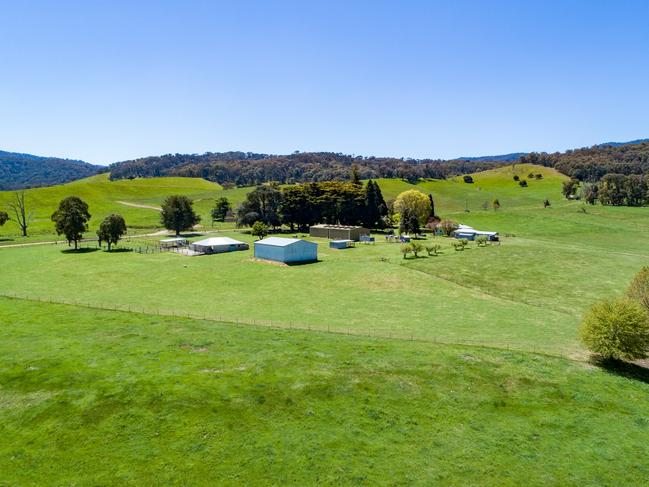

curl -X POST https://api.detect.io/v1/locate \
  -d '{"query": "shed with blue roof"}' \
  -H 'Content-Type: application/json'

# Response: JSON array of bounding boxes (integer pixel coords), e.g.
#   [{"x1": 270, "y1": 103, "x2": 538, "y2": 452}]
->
[{"x1": 253, "y1": 237, "x2": 318, "y2": 264}]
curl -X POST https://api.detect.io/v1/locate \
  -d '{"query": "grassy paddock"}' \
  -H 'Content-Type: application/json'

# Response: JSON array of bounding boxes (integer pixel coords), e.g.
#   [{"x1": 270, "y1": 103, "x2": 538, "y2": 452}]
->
[{"x1": 2, "y1": 297, "x2": 649, "y2": 486}]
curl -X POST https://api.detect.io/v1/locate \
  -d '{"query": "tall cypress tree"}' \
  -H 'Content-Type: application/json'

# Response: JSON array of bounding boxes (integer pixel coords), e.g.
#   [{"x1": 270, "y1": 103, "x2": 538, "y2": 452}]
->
[{"x1": 428, "y1": 193, "x2": 436, "y2": 218}]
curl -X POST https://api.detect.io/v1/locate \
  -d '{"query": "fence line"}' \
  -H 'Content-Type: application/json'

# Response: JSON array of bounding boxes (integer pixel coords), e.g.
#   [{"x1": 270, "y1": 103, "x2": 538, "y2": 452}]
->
[{"x1": 0, "y1": 291, "x2": 568, "y2": 360}]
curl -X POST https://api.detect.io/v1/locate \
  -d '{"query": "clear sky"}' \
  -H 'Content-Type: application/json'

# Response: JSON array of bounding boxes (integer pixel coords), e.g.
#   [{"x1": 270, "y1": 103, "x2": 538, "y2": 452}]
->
[{"x1": 1, "y1": 0, "x2": 648, "y2": 165}]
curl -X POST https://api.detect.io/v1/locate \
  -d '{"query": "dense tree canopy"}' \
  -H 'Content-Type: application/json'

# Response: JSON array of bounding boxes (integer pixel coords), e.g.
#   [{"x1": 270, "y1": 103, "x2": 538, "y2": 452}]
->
[
  {"x1": 580, "y1": 298, "x2": 649, "y2": 361},
  {"x1": 0, "y1": 150, "x2": 102, "y2": 190},
  {"x1": 109, "y1": 151, "x2": 503, "y2": 186},
  {"x1": 236, "y1": 183, "x2": 283, "y2": 228},
  {"x1": 394, "y1": 190, "x2": 431, "y2": 226},
  {"x1": 520, "y1": 141, "x2": 649, "y2": 182},
  {"x1": 236, "y1": 180, "x2": 389, "y2": 231},
  {"x1": 97, "y1": 214, "x2": 127, "y2": 251},
  {"x1": 160, "y1": 195, "x2": 201, "y2": 236},
  {"x1": 211, "y1": 197, "x2": 231, "y2": 223}
]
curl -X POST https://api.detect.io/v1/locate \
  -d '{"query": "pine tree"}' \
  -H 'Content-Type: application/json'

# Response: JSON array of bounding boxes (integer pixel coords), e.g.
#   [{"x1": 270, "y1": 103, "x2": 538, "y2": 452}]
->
[{"x1": 428, "y1": 194, "x2": 436, "y2": 218}]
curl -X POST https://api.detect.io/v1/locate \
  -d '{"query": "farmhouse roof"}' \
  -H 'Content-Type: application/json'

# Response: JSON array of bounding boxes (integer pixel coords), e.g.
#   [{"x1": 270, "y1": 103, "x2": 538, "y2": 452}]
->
[
  {"x1": 193, "y1": 237, "x2": 245, "y2": 246},
  {"x1": 256, "y1": 237, "x2": 314, "y2": 247}
]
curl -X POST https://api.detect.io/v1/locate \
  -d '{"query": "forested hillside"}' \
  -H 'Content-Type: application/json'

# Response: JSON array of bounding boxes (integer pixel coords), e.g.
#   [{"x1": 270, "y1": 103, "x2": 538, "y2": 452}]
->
[
  {"x1": 108, "y1": 151, "x2": 503, "y2": 186},
  {"x1": 0, "y1": 151, "x2": 102, "y2": 190},
  {"x1": 521, "y1": 141, "x2": 649, "y2": 181}
]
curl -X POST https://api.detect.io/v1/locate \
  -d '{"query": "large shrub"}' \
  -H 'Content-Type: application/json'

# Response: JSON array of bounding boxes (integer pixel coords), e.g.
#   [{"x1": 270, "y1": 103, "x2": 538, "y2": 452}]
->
[
  {"x1": 580, "y1": 298, "x2": 649, "y2": 361},
  {"x1": 627, "y1": 266, "x2": 649, "y2": 312}
]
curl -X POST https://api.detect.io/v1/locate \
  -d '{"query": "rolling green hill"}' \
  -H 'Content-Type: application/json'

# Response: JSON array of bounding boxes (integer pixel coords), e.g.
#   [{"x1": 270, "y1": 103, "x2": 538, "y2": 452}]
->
[
  {"x1": 0, "y1": 174, "x2": 236, "y2": 237},
  {"x1": 0, "y1": 163, "x2": 565, "y2": 241}
]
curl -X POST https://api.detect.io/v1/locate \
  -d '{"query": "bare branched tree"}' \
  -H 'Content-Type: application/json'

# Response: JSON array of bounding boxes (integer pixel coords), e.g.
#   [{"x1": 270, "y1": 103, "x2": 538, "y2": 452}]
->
[{"x1": 9, "y1": 191, "x2": 32, "y2": 237}]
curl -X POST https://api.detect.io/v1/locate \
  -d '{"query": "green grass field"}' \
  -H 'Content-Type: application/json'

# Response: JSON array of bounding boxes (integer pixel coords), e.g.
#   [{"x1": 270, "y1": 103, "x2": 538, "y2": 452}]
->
[
  {"x1": 2, "y1": 164, "x2": 649, "y2": 484},
  {"x1": 0, "y1": 174, "x2": 251, "y2": 239},
  {"x1": 2, "y1": 297, "x2": 649, "y2": 486}
]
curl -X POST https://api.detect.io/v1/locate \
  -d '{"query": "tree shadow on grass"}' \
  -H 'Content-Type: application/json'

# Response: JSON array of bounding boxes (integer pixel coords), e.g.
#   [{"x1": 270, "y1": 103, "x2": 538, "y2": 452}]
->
[
  {"x1": 104, "y1": 248, "x2": 133, "y2": 253},
  {"x1": 61, "y1": 248, "x2": 100, "y2": 254},
  {"x1": 0, "y1": 238, "x2": 14, "y2": 242},
  {"x1": 592, "y1": 357, "x2": 649, "y2": 385}
]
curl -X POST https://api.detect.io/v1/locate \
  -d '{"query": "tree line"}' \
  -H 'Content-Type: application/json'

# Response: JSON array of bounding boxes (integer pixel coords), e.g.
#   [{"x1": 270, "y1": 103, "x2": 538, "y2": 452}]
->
[
  {"x1": 0, "y1": 150, "x2": 102, "y2": 190},
  {"x1": 234, "y1": 179, "x2": 389, "y2": 231},
  {"x1": 562, "y1": 173, "x2": 649, "y2": 206},
  {"x1": 108, "y1": 151, "x2": 502, "y2": 186},
  {"x1": 521, "y1": 141, "x2": 649, "y2": 182}
]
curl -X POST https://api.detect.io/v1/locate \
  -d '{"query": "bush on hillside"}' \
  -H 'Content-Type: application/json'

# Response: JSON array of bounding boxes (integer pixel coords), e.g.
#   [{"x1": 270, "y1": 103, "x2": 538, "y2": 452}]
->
[
  {"x1": 410, "y1": 241, "x2": 423, "y2": 257},
  {"x1": 580, "y1": 298, "x2": 649, "y2": 361},
  {"x1": 627, "y1": 266, "x2": 649, "y2": 312},
  {"x1": 425, "y1": 244, "x2": 441, "y2": 256},
  {"x1": 400, "y1": 244, "x2": 413, "y2": 259}
]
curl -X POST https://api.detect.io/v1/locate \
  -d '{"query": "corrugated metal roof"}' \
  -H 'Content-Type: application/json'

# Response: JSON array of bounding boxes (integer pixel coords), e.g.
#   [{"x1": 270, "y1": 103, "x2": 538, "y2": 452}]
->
[
  {"x1": 256, "y1": 237, "x2": 315, "y2": 247},
  {"x1": 192, "y1": 237, "x2": 245, "y2": 246}
]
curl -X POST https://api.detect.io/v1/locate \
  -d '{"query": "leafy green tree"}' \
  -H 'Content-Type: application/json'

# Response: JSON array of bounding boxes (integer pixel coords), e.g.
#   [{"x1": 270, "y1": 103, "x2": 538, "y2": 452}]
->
[
  {"x1": 399, "y1": 207, "x2": 421, "y2": 235},
  {"x1": 425, "y1": 243, "x2": 441, "y2": 255},
  {"x1": 97, "y1": 214, "x2": 127, "y2": 251},
  {"x1": 351, "y1": 164, "x2": 362, "y2": 186},
  {"x1": 627, "y1": 266, "x2": 649, "y2": 313},
  {"x1": 161, "y1": 195, "x2": 201, "y2": 236},
  {"x1": 439, "y1": 219, "x2": 458, "y2": 236},
  {"x1": 51, "y1": 196, "x2": 91, "y2": 250},
  {"x1": 410, "y1": 241, "x2": 423, "y2": 257},
  {"x1": 394, "y1": 190, "x2": 431, "y2": 226},
  {"x1": 400, "y1": 243, "x2": 412, "y2": 259},
  {"x1": 580, "y1": 298, "x2": 649, "y2": 361},
  {"x1": 211, "y1": 197, "x2": 231, "y2": 223},
  {"x1": 598, "y1": 174, "x2": 625, "y2": 206},
  {"x1": 582, "y1": 183, "x2": 598, "y2": 205},
  {"x1": 236, "y1": 183, "x2": 282, "y2": 228},
  {"x1": 476, "y1": 235, "x2": 488, "y2": 246},
  {"x1": 0, "y1": 211, "x2": 8, "y2": 228},
  {"x1": 251, "y1": 221, "x2": 269, "y2": 240},
  {"x1": 562, "y1": 179, "x2": 579, "y2": 199}
]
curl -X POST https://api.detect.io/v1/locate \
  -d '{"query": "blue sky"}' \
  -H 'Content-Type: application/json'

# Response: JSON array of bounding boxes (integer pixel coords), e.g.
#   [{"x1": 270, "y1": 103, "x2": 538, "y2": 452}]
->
[{"x1": 1, "y1": 0, "x2": 648, "y2": 165}]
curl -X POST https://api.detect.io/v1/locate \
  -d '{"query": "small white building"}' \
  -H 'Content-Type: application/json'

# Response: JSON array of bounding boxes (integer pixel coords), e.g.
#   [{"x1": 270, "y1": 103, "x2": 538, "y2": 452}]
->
[
  {"x1": 189, "y1": 237, "x2": 249, "y2": 254},
  {"x1": 451, "y1": 224, "x2": 499, "y2": 241},
  {"x1": 254, "y1": 237, "x2": 318, "y2": 264}
]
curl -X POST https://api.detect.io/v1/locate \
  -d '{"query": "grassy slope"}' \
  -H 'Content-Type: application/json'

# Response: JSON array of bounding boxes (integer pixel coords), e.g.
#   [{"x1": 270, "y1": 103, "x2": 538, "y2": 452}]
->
[
  {"x1": 1, "y1": 163, "x2": 648, "y2": 355},
  {"x1": 0, "y1": 174, "x2": 231, "y2": 236},
  {"x1": 2, "y1": 297, "x2": 649, "y2": 486}
]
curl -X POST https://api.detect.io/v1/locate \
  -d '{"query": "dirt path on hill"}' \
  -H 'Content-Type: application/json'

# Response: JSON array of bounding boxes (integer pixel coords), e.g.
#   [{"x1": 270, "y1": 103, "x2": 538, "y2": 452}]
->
[{"x1": 116, "y1": 200, "x2": 162, "y2": 211}]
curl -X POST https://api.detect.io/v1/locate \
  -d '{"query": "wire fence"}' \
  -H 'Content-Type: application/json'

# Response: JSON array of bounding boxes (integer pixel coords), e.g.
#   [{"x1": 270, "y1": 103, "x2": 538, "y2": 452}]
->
[{"x1": 0, "y1": 291, "x2": 567, "y2": 360}]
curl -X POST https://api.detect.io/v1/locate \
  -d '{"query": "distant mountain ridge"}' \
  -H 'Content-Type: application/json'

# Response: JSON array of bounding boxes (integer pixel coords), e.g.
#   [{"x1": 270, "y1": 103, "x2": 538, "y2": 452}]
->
[
  {"x1": 0, "y1": 151, "x2": 103, "y2": 190},
  {"x1": 457, "y1": 153, "x2": 526, "y2": 162},
  {"x1": 596, "y1": 138, "x2": 649, "y2": 148},
  {"x1": 2, "y1": 138, "x2": 648, "y2": 190}
]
